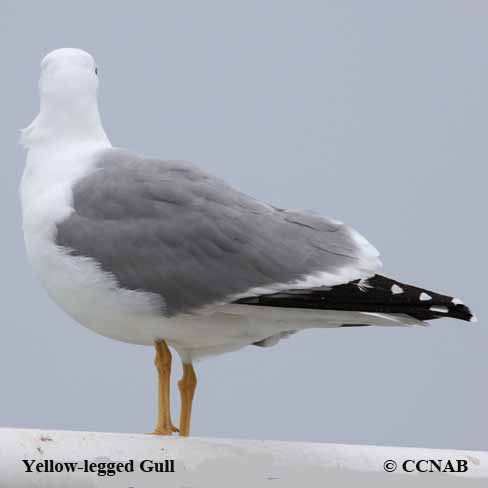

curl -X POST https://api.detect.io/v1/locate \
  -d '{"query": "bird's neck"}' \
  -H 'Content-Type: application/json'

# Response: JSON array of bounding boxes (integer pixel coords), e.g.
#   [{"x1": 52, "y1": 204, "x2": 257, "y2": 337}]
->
[
  {"x1": 21, "y1": 94, "x2": 110, "y2": 151},
  {"x1": 20, "y1": 95, "x2": 112, "y2": 213}
]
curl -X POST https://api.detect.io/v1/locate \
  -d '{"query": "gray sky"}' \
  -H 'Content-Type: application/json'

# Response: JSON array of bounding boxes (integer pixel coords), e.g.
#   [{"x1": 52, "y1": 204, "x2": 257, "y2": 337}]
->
[{"x1": 1, "y1": 0, "x2": 486, "y2": 450}]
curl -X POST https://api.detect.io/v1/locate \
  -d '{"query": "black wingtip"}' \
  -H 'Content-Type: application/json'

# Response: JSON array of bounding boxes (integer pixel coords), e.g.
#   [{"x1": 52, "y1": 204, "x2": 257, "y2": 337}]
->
[
  {"x1": 433, "y1": 304, "x2": 476, "y2": 323},
  {"x1": 447, "y1": 301, "x2": 477, "y2": 323},
  {"x1": 235, "y1": 274, "x2": 478, "y2": 325}
]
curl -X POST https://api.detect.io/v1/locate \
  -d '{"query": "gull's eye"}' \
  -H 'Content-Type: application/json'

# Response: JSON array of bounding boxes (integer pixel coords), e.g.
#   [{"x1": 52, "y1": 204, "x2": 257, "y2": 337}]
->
[{"x1": 95, "y1": 67, "x2": 98, "y2": 76}]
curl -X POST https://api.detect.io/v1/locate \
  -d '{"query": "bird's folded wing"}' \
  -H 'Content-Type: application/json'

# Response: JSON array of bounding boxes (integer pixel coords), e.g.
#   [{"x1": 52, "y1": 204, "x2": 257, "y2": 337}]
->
[{"x1": 56, "y1": 148, "x2": 381, "y2": 316}]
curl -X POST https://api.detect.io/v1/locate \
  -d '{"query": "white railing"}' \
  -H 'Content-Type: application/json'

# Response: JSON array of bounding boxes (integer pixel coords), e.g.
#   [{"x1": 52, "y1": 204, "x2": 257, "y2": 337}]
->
[{"x1": 0, "y1": 428, "x2": 486, "y2": 487}]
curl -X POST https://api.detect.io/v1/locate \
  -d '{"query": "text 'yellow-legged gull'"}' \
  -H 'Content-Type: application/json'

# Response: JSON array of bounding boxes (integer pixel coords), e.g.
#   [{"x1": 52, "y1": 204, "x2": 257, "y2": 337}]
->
[{"x1": 20, "y1": 48, "x2": 477, "y2": 436}]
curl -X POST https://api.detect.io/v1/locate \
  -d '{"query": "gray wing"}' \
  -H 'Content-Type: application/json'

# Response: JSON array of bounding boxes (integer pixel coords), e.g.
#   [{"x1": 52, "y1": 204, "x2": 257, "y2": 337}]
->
[{"x1": 56, "y1": 148, "x2": 381, "y2": 316}]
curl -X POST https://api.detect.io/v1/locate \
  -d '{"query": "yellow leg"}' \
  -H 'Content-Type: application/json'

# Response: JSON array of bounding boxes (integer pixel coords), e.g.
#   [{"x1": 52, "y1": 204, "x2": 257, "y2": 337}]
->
[
  {"x1": 178, "y1": 363, "x2": 197, "y2": 437},
  {"x1": 152, "y1": 340, "x2": 178, "y2": 435}
]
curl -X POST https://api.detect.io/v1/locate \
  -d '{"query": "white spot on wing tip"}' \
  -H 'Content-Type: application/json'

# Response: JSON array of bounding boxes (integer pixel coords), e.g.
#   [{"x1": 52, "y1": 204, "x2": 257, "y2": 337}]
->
[
  {"x1": 430, "y1": 305, "x2": 449, "y2": 313},
  {"x1": 452, "y1": 297, "x2": 464, "y2": 306},
  {"x1": 470, "y1": 314, "x2": 478, "y2": 323},
  {"x1": 391, "y1": 284, "x2": 403, "y2": 295},
  {"x1": 420, "y1": 292, "x2": 432, "y2": 301}
]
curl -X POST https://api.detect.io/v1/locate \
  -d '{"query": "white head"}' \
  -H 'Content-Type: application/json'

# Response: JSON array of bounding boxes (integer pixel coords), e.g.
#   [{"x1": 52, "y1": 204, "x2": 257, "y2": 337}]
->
[
  {"x1": 21, "y1": 48, "x2": 109, "y2": 148},
  {"x1": 39, "y1": 48, "x2": 98, "y2": 103}
]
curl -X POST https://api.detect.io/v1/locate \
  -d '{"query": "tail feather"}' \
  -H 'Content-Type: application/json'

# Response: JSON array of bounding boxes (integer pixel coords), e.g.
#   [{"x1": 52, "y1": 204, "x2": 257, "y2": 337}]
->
[{"x1": 235, "y1": 274, "x2": 476, "y2": 324}]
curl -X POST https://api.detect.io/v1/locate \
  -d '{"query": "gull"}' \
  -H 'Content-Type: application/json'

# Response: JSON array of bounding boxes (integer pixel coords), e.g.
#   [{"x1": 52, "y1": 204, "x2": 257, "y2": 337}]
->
[{"x1": 20, "y1": 48, "x2": 476, "y2": 436}]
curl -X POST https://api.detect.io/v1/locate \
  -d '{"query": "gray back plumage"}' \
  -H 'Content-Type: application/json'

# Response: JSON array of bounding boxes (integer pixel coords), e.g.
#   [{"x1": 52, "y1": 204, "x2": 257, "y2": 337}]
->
[{"x1": 56, "y1": 148, "x2": 378, "y2": 316}]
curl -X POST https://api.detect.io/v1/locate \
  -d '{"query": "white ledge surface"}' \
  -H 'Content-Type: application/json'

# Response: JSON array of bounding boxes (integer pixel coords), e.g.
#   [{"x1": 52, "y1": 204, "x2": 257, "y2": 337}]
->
[{"x1": 0, "y1": 428, "x2": 487, "y2": 487}]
